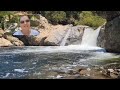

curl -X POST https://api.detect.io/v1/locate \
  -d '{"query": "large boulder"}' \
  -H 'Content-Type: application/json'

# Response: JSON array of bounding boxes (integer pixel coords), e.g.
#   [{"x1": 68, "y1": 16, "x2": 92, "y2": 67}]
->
[
  {"x1": 44, "y1": 25, "x2": 71, "y2": 45},
  {"x1": 97, "y1": 16, "x2": 120, "y2": 53}
]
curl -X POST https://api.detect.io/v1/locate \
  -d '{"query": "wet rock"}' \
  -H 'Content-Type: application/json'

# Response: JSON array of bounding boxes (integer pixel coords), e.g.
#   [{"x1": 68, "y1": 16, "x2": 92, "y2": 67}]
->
[
  {"x1": 65, "y1": 25, "x2": 87, "y2": 45},
  {"x1": 74, "y1": 66, "x2": 86, "y2": 71},
  {"x1": 101, "y1": 68, "x2": 120, "y2": 79},
  {"x1": 109, "y1": 73, "x2": 118, "y2": 78},
  {"x1": 108, "y1": 69, "x2": 114, "y2": 73},
  {"x1": 46, "y1": 71, "x2": 58, "y2": 77},
  {"x1": 79, "y1": 68, "x2": 111, "y2": 79},
  {"x1": 80, "y1": 69, "x2": 89, "y2": 75},
  {"x1": 64, "y1": 74, "x2": 91, "y2": 79}
]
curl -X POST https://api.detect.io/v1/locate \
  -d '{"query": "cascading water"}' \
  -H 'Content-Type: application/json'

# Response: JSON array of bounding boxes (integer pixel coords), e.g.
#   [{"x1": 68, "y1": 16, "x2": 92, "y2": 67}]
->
[
  {"x1": 81, "y1": 26, "x2": 101, "y2": 46},
  {"x1": 66, "y1": 25, "x2": 105, "y2": 51},
  {"x1": 60, "y1": 26, "x2": 72, "y2": 46}
]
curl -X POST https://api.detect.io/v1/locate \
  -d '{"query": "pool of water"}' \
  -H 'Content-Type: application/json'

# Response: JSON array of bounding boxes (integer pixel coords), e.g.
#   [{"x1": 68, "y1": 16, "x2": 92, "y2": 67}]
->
[{"x1": 0, "y1": 46, "x2": 120, "y2": 79}]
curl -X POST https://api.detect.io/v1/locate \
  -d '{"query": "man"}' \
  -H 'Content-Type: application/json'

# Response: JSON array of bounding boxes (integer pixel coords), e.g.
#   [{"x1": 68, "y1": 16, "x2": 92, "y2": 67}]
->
[{"x1": 13, "y1": 15, "x2": 40, "y2": 36}]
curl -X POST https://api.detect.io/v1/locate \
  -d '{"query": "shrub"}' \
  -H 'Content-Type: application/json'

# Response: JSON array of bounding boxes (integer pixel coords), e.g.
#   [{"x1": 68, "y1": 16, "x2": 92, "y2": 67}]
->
[{"x1": 78, "y1": 11, "x2": 106, "y2": 27}]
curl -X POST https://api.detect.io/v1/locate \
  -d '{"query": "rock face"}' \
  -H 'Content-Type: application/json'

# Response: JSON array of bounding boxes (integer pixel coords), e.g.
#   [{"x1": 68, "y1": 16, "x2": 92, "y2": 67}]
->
[
  {"x1": 44, "y1": 25, "x2": 71, "y2": 45},
  {"x1": 97, "y1": 16, "x2": 120, "y2": 53},
  {"x1": 96, "y1": 11, "x2": 120, "y2": 21},
  {"x1": 65, "y1": 25, "x2": 87, "y2": 45}
]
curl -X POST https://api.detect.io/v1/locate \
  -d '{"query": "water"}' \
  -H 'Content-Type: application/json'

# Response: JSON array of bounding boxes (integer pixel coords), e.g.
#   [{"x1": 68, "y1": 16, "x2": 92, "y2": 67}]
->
[
  {"x1": 81, "y1": 26, "x2": 101, "y2": 46},
  {"x1": 0, "y1": 46, "x2": 120, "y2": 79},
  {"x1": 60, "y1": 26, "x2": 72, "y2": 46},
  {"x1": 0, "y1": 25, "x2": 119, "y2": 79}
]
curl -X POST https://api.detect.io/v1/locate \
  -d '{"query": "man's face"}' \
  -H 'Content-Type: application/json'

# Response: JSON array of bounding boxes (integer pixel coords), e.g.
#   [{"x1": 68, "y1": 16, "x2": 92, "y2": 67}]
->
[{"x1": 20, "y1": 16, "x2": 30, "y2": 31}]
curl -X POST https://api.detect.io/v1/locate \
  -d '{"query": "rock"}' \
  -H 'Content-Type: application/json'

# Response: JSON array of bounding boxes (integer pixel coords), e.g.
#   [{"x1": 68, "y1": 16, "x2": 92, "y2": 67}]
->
[
  {"x1": 80, "y1": 68, "x2": 111, "y2": 79},
  {"x1": 65, "y1": 25, "x2": 86, "y2": 45},
  {"x1": 44, "y1": 25, "x2": 71, "y2": 45},
  {"x1": 46, "y1": 71, "x2": 58, "y2": 77},
  {"x1": 97, "y1": 16, "x2": 120, "y2": 53},
  {"x1": 0, "y1": 29, "x2": 5, "y2": 34},
  {"x1": 0, "y1": 37, "x2": 13, "y2": 47},
  {"x1": 13, "y1": 35, "x2": 41, "y2": 46},
  {"x1": 38, "y1": 14, "x2": 50, "y2": 30},
  {"x1": 108, "y1": 69, "x2": 114, "y2": 73},
  {"x1": 73, "y1": 66, "x2": 86, "y2": 72},
  {"x1": 0, "y1": 29, "x2": 5, "y2": 38},
  {"x1": 80, "y1": 69, "x2": 89, "y2": 75},
  {"x1": 110, "y1": 73, "x2": 118, "y2": 78},
  {"x1": 6, "y1": 35, "x2": 24, "y2": 46},
  {"x1": 87, "y1": 68, "x2": 91, "y2": 71},
  {"x1": 96, "y1": 11, "x2": 120, "y2": 21}
]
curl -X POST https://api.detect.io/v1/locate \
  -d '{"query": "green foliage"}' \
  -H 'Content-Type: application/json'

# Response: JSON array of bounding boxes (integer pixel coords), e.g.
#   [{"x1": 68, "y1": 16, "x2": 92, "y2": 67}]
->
[
  {"x1": 42, "y1": 11, "x2": 66, "y2": 24},
  {"x1": 0, "y1": 11, "x2": 106, "y2": 30},
  {"x1": 78, "y1": 11, "x2": 106, "y2": 27},
  {"x1": 39, "y1": 11, "x2": 106, "y2": 27},
  {"x1": 0, "y1": 11, "x2": 15, "y2": 29}
]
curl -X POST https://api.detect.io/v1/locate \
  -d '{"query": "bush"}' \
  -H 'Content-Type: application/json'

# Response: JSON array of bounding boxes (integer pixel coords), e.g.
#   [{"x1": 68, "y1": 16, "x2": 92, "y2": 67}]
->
[
  {"x1": 43, "y1": 11, "x2": 66, "y2": 25},
  {"x1": 78, "y1": 11, "x2": 106, "y2": 27}
]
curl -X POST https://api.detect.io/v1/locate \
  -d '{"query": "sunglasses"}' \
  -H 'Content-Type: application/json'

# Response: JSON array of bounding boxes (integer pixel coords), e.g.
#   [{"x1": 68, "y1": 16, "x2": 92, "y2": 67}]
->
[{"x1": 20, "y1": 19, "x2": 30, "y2": 24}]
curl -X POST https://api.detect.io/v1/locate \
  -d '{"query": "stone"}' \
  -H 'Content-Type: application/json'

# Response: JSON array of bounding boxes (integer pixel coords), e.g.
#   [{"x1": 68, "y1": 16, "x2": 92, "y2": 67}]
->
[
  {"x1": 97, "y1": 16, "x2": 120, "y2": 53},
  {"x1": 0, "y1": 37, "x2": 13, "y2": 47}
]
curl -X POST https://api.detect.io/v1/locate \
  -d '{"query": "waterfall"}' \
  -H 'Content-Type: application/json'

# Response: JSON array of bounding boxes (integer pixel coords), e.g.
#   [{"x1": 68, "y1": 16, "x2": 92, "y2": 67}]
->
[
  {"x1": 66, "y1": 25, "x2": 104, "y2": 51},
  {"x1": 81, "y1": 26, "x2": 101, "y2": 46},
  {"x1": 60, "y1": 27, "x2": 72, "y2": 46},
  {"x1": 59, "y1": 24, "x2": 105, "y2": 51}
]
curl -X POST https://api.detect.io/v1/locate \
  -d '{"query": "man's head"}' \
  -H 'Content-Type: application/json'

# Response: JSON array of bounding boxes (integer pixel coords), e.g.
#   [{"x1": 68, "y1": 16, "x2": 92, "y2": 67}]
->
[{"x1": 20, "y1": 15, "x2": 30, "y2": 31}]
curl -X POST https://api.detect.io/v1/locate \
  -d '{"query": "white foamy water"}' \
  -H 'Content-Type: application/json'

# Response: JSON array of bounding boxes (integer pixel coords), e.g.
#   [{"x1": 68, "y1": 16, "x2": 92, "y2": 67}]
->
[
  {"x1": 81, "y1": 26, "x2": 101, "y2": 46},
  {"x1": 90, "y1": 52, "x2": 120, "y2": 60},
  {"x1": 0, "y1": 46, "x2": 105, "y2": 55},
  {"x1": 2, "y1": 73, "x2": 10, "y2": 78},
  {"x1": 14, "y1": 69, "x2": 28, "y2": 73}
]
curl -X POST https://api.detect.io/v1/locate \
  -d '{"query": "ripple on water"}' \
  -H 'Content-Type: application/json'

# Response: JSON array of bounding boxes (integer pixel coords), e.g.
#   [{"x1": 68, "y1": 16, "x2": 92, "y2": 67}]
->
[{"x1": 14, "y1": 69, "x2": 28, "y2": 73}]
